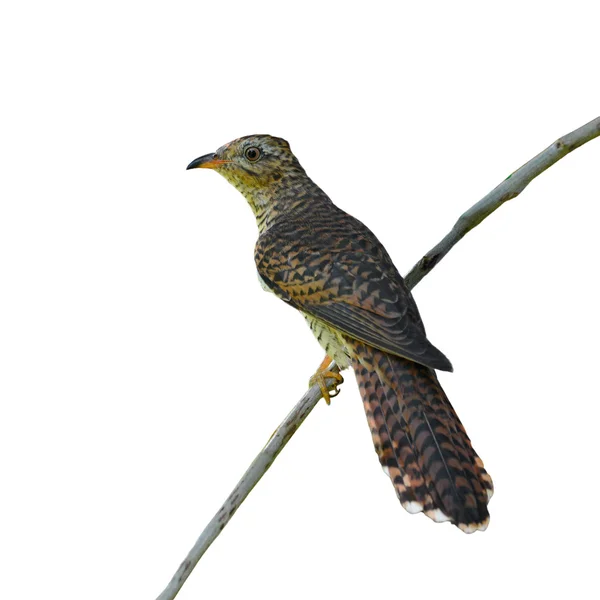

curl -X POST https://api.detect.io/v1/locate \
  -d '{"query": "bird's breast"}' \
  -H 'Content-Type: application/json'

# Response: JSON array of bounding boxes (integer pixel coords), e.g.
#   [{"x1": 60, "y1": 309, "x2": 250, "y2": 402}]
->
[{"x1": 302, "y1": 312, "x2": 352, "y2": 369}]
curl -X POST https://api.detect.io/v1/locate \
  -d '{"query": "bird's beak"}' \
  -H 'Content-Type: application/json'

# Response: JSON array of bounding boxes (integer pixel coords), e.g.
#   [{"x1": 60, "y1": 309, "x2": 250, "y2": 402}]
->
[{"x1": 186, "y1": 153, "x2": 231, "y2": 170}]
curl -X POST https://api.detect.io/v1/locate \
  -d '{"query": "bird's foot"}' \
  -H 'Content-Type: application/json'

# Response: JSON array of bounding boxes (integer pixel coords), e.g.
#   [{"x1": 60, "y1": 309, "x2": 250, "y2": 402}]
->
[{"x1": 309, "y1": 355, "x2": 344, "y2": 405}]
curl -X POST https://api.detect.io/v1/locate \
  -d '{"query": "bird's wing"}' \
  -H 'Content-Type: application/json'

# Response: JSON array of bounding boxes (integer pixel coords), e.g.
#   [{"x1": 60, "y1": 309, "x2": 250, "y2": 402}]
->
[{"x1": 255, "y1": 225, "x2": 452, "y2": 372}]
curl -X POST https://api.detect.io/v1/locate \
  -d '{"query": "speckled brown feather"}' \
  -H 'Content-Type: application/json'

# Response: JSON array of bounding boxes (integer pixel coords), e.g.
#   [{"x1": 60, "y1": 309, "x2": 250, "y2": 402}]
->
[
  {"x1": 347, "y1": 339, "x2": 493, "y2": 530},
  {"x1": 189, "y1": 134, "x2": 493, "y2": 532},
  {"x1": 254, "y1": 202, "x2": 452, "y2": 372}
]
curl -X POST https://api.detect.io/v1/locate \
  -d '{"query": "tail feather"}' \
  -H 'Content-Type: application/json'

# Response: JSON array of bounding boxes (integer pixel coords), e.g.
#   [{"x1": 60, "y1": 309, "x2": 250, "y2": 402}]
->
[{"x1": 347, "y1": 339, "x2": 493, "y2": 533}]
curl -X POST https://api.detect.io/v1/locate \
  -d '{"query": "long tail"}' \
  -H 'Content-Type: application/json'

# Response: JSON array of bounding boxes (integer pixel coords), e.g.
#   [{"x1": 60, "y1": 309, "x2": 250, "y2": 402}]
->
[{"x1": 347, "y1": 339, "x2": 493, "y2": 533}]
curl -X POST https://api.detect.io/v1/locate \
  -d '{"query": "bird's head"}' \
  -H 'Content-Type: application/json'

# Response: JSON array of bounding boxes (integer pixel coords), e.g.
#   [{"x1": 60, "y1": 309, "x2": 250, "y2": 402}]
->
[{"x1": 187, "y1": 134, "x2": 305, "y2": 194}]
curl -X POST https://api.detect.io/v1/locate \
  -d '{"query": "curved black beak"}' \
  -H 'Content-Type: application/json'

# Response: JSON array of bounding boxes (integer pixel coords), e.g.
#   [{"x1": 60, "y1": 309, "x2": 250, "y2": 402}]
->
[{"x1": 186, "y1": 153, "x2": 230, "y2": 170}]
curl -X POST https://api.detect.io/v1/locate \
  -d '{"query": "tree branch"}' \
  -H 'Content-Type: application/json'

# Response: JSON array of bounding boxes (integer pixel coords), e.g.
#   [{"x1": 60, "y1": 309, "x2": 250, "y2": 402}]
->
[
  {"x1": 156, "y1": 116, "x2": 600, "y2": 600},
  {"x1": 403, "y1": 116, "x2": 600, "y2": 289},
  {"x1": 155, "y1": 374, "x2": 339, "y2": 600}
]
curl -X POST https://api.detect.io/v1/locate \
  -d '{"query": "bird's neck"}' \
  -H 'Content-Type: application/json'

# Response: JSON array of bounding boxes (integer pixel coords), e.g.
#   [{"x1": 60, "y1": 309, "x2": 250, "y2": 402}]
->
[{"x1": 240, "y1": 174, "x2": 331, "y2": 235}]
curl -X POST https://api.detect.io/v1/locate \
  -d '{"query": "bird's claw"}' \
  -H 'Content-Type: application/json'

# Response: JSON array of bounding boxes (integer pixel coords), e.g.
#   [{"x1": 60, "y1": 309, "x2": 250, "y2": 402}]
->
[{"x1": 309, "y1": 370, "x2": 344, "y2": 405}]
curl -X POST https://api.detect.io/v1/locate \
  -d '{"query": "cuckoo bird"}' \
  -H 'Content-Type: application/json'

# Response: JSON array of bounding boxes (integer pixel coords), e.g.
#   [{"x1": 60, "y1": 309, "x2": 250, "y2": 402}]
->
[{"x1": 187, "y1": 135, "x2": 493, "y2": 533}]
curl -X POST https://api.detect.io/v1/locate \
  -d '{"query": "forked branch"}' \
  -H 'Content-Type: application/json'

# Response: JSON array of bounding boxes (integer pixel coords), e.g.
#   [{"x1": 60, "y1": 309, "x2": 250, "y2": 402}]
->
[{"x1": 156, "y1": 115, "x2": 600, "y2": 600}]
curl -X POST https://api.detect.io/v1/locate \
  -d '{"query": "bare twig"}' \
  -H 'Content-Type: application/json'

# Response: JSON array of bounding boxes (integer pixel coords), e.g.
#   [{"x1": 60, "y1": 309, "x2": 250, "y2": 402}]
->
[
  {"x1": 156, "y1": 116, "x2": 600, "y2": 600},
  {"x1": 155, "y1": 369, "x2": 339, "y2": 600},
  {"x1": 404, "y1": 116, "x2": 600, "y2": 289}
]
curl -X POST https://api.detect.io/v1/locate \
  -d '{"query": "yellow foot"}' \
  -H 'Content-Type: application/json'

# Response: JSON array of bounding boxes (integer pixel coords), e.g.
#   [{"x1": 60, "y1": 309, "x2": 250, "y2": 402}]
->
[{"x1": 309, "y1": 355, "x2": 344, "y2": 405}]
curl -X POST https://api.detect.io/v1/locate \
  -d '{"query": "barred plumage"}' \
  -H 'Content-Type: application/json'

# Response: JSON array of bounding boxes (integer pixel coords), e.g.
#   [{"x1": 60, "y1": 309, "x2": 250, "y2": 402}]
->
[
  {"x1": 188, "y1": 134, "x2": 493, "y2": 532},
  {"x1": 348, "y1": 339, "x2": 492, "y2": 531}
]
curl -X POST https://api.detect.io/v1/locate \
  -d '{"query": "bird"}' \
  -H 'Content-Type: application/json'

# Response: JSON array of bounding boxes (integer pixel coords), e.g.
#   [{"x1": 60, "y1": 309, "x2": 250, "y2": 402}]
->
[{"x1": 187, "y1": 134, "x2": 493, "y2": 533}]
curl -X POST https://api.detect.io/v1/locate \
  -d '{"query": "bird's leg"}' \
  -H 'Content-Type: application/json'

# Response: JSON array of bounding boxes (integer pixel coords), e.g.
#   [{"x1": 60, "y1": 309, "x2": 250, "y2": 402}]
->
[{"x1": 309, "y1": 355, "x2": 344, "y2": 405}]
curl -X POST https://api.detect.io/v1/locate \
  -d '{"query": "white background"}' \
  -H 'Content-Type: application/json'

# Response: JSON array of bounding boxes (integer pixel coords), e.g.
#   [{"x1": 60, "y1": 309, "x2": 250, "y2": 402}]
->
[{"x1": 1, "y1": 2, "x2": 599, "y2": 599}]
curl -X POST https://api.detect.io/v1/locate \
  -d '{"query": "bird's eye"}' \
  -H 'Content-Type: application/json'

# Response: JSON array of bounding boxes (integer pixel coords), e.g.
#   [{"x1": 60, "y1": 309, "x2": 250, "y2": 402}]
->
[{"x1": 244, "y1": 147, "x2": 261, "y2": 162}]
